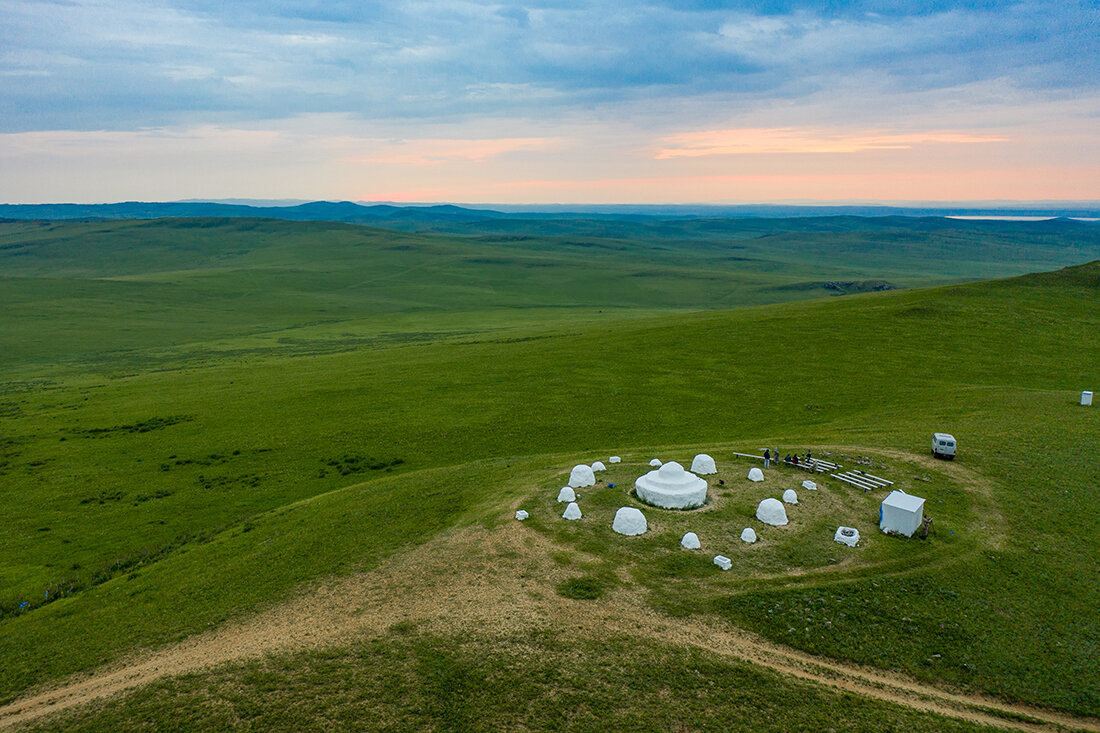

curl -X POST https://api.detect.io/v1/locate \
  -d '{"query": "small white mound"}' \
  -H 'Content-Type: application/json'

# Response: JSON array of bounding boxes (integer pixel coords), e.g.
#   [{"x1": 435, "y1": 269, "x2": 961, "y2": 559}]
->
[
  {"x1": 740, "y1": 527, "x2": 757, "y2": 543},
  {"x1": 690, "y1": 453, "x2": 717, "y2": 475},
  {"x1": 748, "y1": 467, "x2": 764, "y2": 482},
  {"x1": 834, "y1": 526, "x2": 860, "y2": 546},
  {"x1": 591, "y1": 461, "x2": 607, "y2": 472},
  {"x1": 802, "y1": 480, "x2": 818, "y2": 491},
  {"x1": 568, "y1": 464, "x2": 596, "y2": 488},
  {"x1": 515, "y1": 510, "x2": 529, "y2": 521},
  {"x1": 556, "y1": 486, "x2": 576, "y2": 503},
  {"x1": 649, "y1": 458, "x2": 663, "y2": 467},
  {"x1": 609, "y1": 456, "x2": 621, "y2": 463},
  {"x1": 713, "y1": 555, "x2": 732, "y2": 571},
  {"x1": 756, "y1": 498, "x2": 788, "y2": 526},
  {"x1": 634, "y1": 461, "x2": 708, "y2": 509},
  {"x1": 562, "y1": 502, "x2": 582, "y2": 520},
  {"x1": 612, "y1": 506, "x2": 648, "y2": 535},
  {"x1": 783, "y1": 489, "x2": 798, "y2": 504},
  {"x1": 680, "y1": 531, "x2": 701, "y2": 549}
]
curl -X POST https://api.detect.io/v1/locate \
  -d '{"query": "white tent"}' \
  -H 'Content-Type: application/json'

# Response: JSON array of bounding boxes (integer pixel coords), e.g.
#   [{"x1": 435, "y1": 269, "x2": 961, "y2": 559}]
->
[
  {"x1": 591, "y1": 461, "x2": 607, "y2": 472},
  {"x1": 635, "y1": 461, "x2": 707, "y2": 509},
  {"x1": 680, "y1": 531, "x2": 701, "y2": 549},
  {"x1": 756, "y1": 498, "x2": 788, "y2": 526},
  {"x1": 568, "y1": 464, "x2": 596, "y2": 488},
  {"x1": 713, "y1": 555, "x2": 732, "y2": 570},
  {"x1": 748, "y1": 467, "x2": 764, "y2": 482},
  {"x1": 834, "y1": 526, "x2": 860, "y2": 546},
  {"x1": 609, "y1": 456, "x2": 622, "y2": 463},
  {"x1": 612, "y1": 506, "x2": 647, "y2": 535},
  {"x1": 562, "y1": 501, "x2": 582, "y2": 520},
  {"x1": 649, "y1": 458, "x2": 663, "y2": 467},
  {"x1": 740, "y1": 527, "x2": 757, "y2": 543},
  {"x1": 782, "y1": 489, "x2": 798, "y2": 504},
  {"x1": 557, "y1": 486, "x2": 576, "y2": 503},
  {"x1": 515, "y1": 510, "x2": 529, "y2": 521},
  {"x1": 801, "y1": 480, "x2": 817, "y2": 491},
  {"x1": 690, "y1": 453, "x2": 717, "y2": 475},
  {"x1": 880, "y1": 490, "x2": 925, "y2": 537}
]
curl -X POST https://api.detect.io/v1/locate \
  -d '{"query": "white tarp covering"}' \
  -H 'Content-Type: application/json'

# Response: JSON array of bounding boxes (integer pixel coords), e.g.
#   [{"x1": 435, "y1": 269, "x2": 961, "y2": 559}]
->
[
  {"x1": 713, "y1": 555, "x2": 732, "y2": 570},
  {"x1": 681, "y1": 531, "x2": 701, "y2": 549},
  {"x1": 748, "y1": 467, "x2": 764, "y2": 482},
  {"x1": 609, "y1": 456, "x2": 622, "y2": 463},
  {"x1": 562, "y1": 501, "x2": 582, "y2": 520},
  {"x1": 557, "y1": 486, "x2": 576, "y2": 503},
  {"x1": 635, "y1": 461, "x2": 708, "y2": 509},
  {"x1": 740, "y1": 527, "x2": 757, "y2": 543},
  {"x1": 802, "y1": 480, "x2": 817, "y2": 491},
  {"x1": 782, "y1": 489, "x2": 798, "y2": 504},
  {"x1": 690, "y1": 454, "x2": 717, "y2": 475},
  {"x1": 569, "y1": 464, "x2": 596, "y2": 488},
  {"x1": 756, "y1": 498, "x2": 788, "y2": 526},
  {"x1": 515, "y1": 510, "x2": 529, "y2": 521},
  {"x1": 612, "y1": 506, "x2": 648, "y2": 535},
  {"x1": 649, "y1": 458, "x2": 663, "y2": 467},
  {"x1": 880, "y1": 490, "x2": 925, "y2": 537},
  {"x1": 834, "y1": 526, "x2": 860, "y2": 546},
  {"x1": 591, "y1": 461, "x2": 607, "y2": 472}
]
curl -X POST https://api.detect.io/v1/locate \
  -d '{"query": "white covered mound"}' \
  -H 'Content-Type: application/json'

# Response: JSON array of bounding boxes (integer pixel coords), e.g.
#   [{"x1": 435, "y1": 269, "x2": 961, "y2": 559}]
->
[
  {"x1": 557, "y1": 486, "x2": 576, "y2": 503},
  {"x1": 802, "y1": 480, "x2": 817, "y2": 491},
  {"x1": 748, "y1": 467, "x2": 764, "y2": 482},
  {"x1": 680, "y1": 531, "x2": 701, "y2": 549},
  {"x1": 562, "y1": 501, "x2": 582, "y2": 520},
  {"x1": 740, "y1": 527, "x2": 757, "y2": 543},
  {"x1": 568, "y1": 464, "x2": 596, "y2": 488},
  {"x1": 634, "y1": 461, "x2": 707, "y2": 509},
  {"x1": 834, "y1": 526, "x2": 860, "y2": 546},
  {"x1": 756, "y1": 498, "x2": 788, "y2": 526},
  {"x1": 690, "y1": 453, "x2": 717, "y2": 475},
  {"x1": 515, "y1": 510, "x2": 529, "y2": 521},
  {"x1": 591, "y1": 461, "x2": 607, "y2": 472},
  {"x1": 649, "y1": 458, "x2": 662, "y2": 467},
  {"x1": 609, "y1": 456, "x2": 621, "y2": 463},
  {"x1": 612, "y1": 506, "x2": 648, "y2": 535},
  {"x1": 783, "y1": 489, "x2": 798, "y2": 504}
]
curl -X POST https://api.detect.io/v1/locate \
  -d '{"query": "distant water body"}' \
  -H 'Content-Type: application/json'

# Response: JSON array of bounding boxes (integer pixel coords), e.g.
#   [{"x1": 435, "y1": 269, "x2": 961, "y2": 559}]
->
[{"x1": 947, "y1": 215, "x2": 1100, "y2": 222}]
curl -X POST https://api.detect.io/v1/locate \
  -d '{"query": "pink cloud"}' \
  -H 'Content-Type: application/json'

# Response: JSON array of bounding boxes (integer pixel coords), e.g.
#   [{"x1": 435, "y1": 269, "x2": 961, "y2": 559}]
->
[{"x1": 654, "y1": 127, "x2": 1009, "y2": 158}]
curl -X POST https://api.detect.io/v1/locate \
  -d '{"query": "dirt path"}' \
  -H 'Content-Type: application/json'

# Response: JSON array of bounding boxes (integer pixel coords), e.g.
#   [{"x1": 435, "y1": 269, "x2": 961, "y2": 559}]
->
[{"x1": 2, "y1": 519, "x2": 1096, "y2": 732}]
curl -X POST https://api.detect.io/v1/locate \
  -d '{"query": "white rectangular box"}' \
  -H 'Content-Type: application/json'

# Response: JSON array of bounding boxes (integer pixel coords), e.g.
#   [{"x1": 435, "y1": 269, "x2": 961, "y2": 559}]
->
[{"x1": 1083, "y1": 391, "x2": 1094, "y2": 406}]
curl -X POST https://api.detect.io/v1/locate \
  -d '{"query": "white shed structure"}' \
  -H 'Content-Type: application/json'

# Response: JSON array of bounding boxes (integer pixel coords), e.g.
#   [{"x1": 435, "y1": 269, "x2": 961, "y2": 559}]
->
[{"x1": 880, "y1": 490, "x2": 925, "y2": 537}]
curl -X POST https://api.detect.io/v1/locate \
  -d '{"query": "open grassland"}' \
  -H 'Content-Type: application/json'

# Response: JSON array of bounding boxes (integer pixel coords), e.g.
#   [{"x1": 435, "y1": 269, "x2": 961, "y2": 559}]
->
[{"x1": 0, "y1": 218, "x2": 1098, "y2": 729}]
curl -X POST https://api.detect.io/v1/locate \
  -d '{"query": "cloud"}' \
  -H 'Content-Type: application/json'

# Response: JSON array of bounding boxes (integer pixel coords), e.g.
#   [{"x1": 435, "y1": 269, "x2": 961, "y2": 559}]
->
[
  {"x1": 353, "y1": 137, "x2": 563, "y2": 166},
  {"x1": 655, "y1": 127, "x2": 1009, "y2": 158}
]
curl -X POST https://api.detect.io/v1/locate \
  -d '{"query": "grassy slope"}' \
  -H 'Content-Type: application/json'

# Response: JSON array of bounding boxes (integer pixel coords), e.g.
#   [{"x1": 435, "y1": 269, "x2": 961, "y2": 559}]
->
[{"x1": 1, "y1": 261, "x2": 1098, "y2": 721}]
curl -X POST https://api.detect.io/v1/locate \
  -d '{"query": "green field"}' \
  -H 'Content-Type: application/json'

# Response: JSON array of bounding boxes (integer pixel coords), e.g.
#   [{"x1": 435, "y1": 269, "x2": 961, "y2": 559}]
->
[{"x1": 0, "y1": 217, "x2": 1098, "y2": 730}]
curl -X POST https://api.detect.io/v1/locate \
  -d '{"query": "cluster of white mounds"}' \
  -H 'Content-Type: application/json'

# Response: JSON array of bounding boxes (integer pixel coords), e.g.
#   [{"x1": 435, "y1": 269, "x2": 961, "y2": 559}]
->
[
  {"x1": 591, "y1": 461, "x2": 607, "y2": 472},
  {"x1": 635, "y1": 461, "x2": 708, "y2": 509},
  {"x1": 755, "y1": 498, "x2": 788, "y2": 526},
  {"x1": 557, "y1": 487, "x2": 576, "y2": 503},
  {"x1": 748, "y1": 467, "x2": 764, "y2": 482},
  {"x1": 680, "y1": 531, "x2": 701, "y2": 549},
  {"x1": 802, "y1": 480, "x2": 817, "y2": 491},
  {"x1": 649, "y1": 458, "x2": 663, "y2": 467},
  {"x1": 690, "y1": 453, "x2": 717, "y2": 475},
  {"x1": 562, "y1": 502, "x2": 582, "y2": 520},
  {"x1": 834, "y1": 526, "x2": 860, "y2": 546},
  {"x1": 612, "y1": 507, "x2": 648, "y2": 535},
  {"x1": 568, "y1": 464, "x2": 596, "y2": 488},
  {"x1": 609, "y1": 456, "x2": 621, "y2": 463},
  {"x1": 713, "y1": 555, "x2": 732, "y2": 570},
  {"x1": 515, "y1": 510, "x2": 529, "y2": 521},
  {"x1": 782, "y1": 489, "x2": 798, "y2": 504},
  {"x1": 740, "y1": 527, "x2": 757, "y2": 543}
]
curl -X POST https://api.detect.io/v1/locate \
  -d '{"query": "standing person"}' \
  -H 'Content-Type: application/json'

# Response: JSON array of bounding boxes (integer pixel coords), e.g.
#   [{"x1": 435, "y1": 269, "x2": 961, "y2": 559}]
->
[
  {"x1": 775, "y1": 448, "x2": 780, "y2": 467},
  {"x1": 763, "y1": 448, "x2": 770, "y2": 468}
]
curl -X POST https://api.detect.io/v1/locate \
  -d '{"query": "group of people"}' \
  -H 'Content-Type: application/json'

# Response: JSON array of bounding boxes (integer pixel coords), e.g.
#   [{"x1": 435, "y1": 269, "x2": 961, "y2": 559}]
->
[{"x1": 762, "y1": 448, "x2": 812, "y2": 468}]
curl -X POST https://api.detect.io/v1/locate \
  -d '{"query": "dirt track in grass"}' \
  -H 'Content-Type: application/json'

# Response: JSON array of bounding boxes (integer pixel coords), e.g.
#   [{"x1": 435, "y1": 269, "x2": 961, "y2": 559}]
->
[{"x1": 1, "y1": 461, "x2": 1094, "y2": 732}]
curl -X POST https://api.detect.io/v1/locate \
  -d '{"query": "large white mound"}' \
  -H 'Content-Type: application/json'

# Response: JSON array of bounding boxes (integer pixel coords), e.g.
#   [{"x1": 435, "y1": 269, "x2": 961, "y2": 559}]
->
[
  {"x1": 834, "y1": 526, "x2": 860, "y2": 546},
  {"x1": 740, "y1": 527, "x2": 757, "y2": 543},
  {"x1": 557, "y1": 486, "x2": 576, "y2": 503},
  {"x1": 612, "y1": 506, "x2": 648, "y2": 535},
  {"x1": 609, "y1": 456, "x2": 621, "y2": 463},
  {"x1": 591, "y1": 461, "x2": 607, "y2": 472},
  {"x1": 635, "y1": 461, "x2": 707, "y2": 509},
  {"x1": 756, "y1": 498, "x2": 788, "y2": 526},
  {"x1": 782, "y1": 489, "x2": 798, "y2": 504},
  {"x1": 562, "y1": 501, "x2": 582, "y2": 520},
  {"x1": 649, "y1": 458, "x2": 663, "y2": 467},
  {"x1": 680, "y1": 531, "x2": 701, "y2": 549},
  {"x1": 748, "y1": 467, "x2": 764, "y2": 482},
  {"x1": 568, "y1": 464, "x2": 596, "y2": 488},
  {"x1": 690, "y1": 453, "x2": 717, "y2": 475}
]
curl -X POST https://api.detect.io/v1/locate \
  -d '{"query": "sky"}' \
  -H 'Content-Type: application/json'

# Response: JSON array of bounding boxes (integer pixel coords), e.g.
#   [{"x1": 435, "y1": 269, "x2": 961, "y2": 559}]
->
[{"x1": 2, "y1": 1, "x2": 1098, "y2": 204}]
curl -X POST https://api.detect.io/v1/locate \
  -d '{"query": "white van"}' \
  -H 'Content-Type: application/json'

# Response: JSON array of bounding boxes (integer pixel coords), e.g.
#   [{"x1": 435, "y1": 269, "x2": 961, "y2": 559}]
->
[{"x1": 932, "y1": 433, "x2": 956, "y2": 460}]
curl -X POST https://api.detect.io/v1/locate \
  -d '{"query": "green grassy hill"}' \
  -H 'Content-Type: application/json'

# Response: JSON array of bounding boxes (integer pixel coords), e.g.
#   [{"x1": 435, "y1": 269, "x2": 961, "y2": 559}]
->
[{"x1": 0, "y1": 219, "x2": 1097, "y2": 730}]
